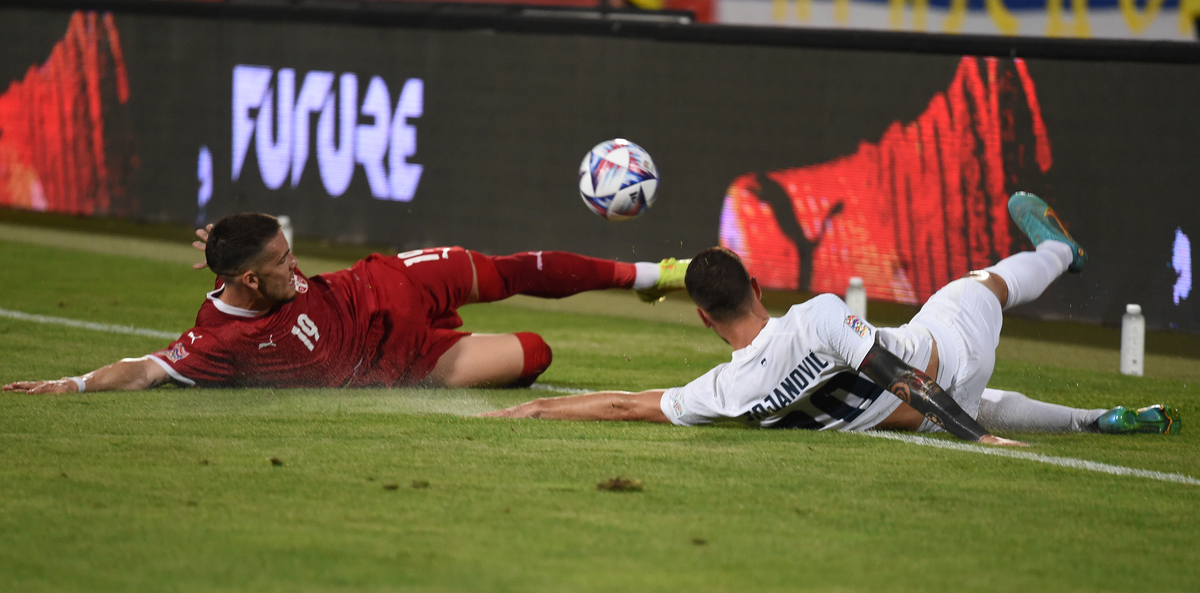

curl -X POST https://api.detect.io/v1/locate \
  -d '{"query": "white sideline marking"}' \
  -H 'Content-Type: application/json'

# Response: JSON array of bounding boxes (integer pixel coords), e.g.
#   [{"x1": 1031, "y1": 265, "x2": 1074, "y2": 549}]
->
[
  {"x1": 0, "y1": 307, "x2": 179, "y2": 340},
  {"x1": 6, "y1": 307, "x2": 1195, "y2": 486},
  {"x1": 862, "y1": 431, "x2": 1200, "y2": 486},
  {"x1": 540, "y1": 384, "x2": 1200, "y2": 487}
]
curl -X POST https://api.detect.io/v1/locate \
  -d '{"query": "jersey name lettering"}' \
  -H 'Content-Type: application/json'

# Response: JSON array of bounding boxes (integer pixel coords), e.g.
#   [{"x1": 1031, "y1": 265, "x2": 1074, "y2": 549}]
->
[{"x1": 744, "y1": 352, "x2": 830, "y2": 421}]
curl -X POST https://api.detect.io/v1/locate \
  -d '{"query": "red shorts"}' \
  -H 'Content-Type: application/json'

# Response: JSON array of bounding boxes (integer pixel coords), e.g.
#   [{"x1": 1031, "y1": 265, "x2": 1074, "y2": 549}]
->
[{"x1": 335, "y1": 247, "x2": 476, "y2": 386}]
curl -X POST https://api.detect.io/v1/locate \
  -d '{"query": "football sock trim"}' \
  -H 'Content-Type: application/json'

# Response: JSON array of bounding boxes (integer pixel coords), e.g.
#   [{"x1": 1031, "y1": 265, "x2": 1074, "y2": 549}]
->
[
  {"x1": 632, "y1": 262, "x2": 660, "y2": 290},
  {"x1": 1037, "y1": 240, "x2": 1074, "y2": 269}
]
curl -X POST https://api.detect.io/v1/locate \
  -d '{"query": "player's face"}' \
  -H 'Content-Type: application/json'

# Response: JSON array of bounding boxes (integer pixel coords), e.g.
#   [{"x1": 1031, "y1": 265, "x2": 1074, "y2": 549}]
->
[{"x1": 252, "y1": 230, "x2": 298, "y2": 304}]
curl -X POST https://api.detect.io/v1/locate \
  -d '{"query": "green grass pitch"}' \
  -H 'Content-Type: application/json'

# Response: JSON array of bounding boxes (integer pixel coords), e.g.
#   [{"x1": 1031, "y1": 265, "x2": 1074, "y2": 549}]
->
[{"x1": 1, "y1": 226, "x2": 1198, "y2": 592}]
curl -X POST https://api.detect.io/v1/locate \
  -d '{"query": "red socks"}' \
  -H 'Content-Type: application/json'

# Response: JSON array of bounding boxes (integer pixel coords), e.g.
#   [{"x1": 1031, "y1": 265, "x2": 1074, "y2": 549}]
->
[
  {"x1": 471, "y1": 251, "x2": 636, "y2": 302},
  {"x1": 514, "y1": 332, "x2": 553, "y2": 387},
  {"x1": 468, "y1": 250, "x2": 632, "y2": 386}
]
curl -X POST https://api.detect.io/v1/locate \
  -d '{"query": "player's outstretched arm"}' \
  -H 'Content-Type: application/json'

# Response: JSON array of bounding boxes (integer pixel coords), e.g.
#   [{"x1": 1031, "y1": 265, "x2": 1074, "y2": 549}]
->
[
  {"x1": 3, "y1": 356, "x2": 172, "y2": 394},
  {"x1": 859, "y1": 340, "x2": 1026, "y2": 446},
  {"x1": 480, "y1": 390, "x2": 670, "y2": 423}
]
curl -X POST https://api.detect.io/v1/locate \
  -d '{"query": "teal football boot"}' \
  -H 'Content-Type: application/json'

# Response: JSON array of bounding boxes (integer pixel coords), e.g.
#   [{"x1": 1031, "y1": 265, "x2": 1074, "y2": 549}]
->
[
  {"x1": 1008, "y1": 191, "x2": 1088, "y2": 272},
  {"x1": 1094, "y1": 404, "x2": 1180, "y2": 435}
]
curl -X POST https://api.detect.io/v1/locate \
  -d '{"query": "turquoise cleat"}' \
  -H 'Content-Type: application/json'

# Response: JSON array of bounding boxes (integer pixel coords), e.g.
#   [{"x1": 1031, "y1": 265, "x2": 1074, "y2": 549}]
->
[
  {"x1": 1094, "y1": 404, "x2": 1181, "y2": 435},
  {"x1": 1008, "y1": 191, "x2": 1088, "y2": 272},
  {"x1": 635, "y1": 258, "x2": 690, "y2": 304}
]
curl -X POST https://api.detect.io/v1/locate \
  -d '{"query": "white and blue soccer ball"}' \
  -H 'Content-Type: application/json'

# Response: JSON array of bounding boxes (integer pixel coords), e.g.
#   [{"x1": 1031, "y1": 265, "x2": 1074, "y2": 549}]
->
[{"x1": 578, "y1": 139, "x2": 658, "y2": 221}]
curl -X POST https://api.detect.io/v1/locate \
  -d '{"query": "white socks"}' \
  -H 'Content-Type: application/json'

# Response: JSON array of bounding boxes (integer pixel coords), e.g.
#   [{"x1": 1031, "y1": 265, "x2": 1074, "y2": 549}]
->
[
  {"x1": 970, "y1": 243, "x2": 1100, "y2": 432},
  {"x1": 983, "y1": 240, "x2": 1073, "y2": 310},
  {"x1": 977, "y1": 389, "x2": 1106, "y2": 433},
  {"x1": 632, "y1": 262, "x2": 661, "y2": 290}
]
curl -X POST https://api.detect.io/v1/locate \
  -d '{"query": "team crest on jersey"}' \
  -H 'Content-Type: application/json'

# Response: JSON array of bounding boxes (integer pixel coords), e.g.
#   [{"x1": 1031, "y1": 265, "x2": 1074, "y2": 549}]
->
[
  {"x1": 156, "y1": 343, "x2": 189, "y2": 363},
  {"x1": 845, "y1": 314, "x2": 869, "y2": 337},
  {"x1": 293, "y1": 274, "x2": 308, "y2": 294}
]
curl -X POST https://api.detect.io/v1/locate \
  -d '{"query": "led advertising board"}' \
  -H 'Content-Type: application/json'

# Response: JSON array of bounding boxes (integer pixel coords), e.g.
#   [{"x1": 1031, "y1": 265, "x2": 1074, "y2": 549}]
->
[{"x1": 0, "y1": 7, "x2": 1195, "y2": 331}]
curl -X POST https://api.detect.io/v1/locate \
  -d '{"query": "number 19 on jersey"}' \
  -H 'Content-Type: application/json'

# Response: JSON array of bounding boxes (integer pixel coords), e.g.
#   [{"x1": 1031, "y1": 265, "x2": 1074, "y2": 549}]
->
[{"x1": 291, "y1": 313, "x2": 321, "y2": 351}]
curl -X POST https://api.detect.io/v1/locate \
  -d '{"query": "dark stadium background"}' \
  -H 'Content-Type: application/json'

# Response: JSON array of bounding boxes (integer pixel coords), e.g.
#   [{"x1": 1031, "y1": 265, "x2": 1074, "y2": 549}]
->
[{"x1": 0, "y1": 1, "x2": 1196, "y2": 332}]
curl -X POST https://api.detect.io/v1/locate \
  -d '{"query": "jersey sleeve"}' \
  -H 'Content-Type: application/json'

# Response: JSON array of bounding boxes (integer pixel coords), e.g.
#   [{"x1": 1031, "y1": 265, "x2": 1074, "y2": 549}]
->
[
  {"x1": 146, "y1": 328, "x2": 236, "y2": 387},
  {"x1": 660, "y1": 363, "x2": 731, "y2": 426},
  {"x1": 808, "y1": 294, "x2": 878, "y2": 369}
]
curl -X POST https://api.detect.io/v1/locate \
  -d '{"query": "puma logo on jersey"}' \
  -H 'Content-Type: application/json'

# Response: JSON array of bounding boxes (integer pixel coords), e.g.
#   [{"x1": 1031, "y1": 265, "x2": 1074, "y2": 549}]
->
[
  {"x1": 188, "y1": 331, "x2": 203, "y2": 343},
  {"x1": 258, "y1": 335, "x2": 277, "y2": 349}
]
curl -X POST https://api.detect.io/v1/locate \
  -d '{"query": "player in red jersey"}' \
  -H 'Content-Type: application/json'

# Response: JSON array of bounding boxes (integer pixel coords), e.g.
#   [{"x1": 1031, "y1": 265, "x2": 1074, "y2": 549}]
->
[{"x1": 3, "y1": 213, "x2": 688, "y2": 394}]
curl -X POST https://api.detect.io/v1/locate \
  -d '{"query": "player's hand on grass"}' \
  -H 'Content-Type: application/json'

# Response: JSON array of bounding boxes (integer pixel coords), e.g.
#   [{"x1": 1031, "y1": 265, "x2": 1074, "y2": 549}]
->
[
  {"x1": 192, "y1": 224, "x2": 214, "y2": 269},
  {"x1": 478, "y1": 404, "x2": 530, "y2": 418},
  {"x1": 978, "y1": 434, "x2": 1028, "y2": 447},
  {"x1": 2, "y1": 379, "x2": 80, "y2": 394}
]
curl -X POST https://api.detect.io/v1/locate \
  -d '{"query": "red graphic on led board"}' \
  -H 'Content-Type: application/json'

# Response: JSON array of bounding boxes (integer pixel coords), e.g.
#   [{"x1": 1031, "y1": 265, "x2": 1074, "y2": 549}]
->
[
  {"x1": 720, "y1": 57, "x2": 1052, "y2": 304},
  {"x1": 0, "y1": 11, "x2": 136, "y2": 215}
]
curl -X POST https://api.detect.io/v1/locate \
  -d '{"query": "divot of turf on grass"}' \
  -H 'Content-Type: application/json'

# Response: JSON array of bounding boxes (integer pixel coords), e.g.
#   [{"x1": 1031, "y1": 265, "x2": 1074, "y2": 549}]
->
[{"x1": 596, "y1": 477, "x2": 643, "y2": 492}]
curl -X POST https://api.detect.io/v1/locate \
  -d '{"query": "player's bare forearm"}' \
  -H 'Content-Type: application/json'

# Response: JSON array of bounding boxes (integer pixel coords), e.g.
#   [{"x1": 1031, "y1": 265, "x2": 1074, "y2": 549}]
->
[
  {"x1": 859, "y1": 340, "x2": 1022, "y2": 445},
  {"x1": 479, "y1": 390, "x2": 670, "y2": 423},
  {"x1": 3, "y1": 356, "x2": 172, "y2": 394}
]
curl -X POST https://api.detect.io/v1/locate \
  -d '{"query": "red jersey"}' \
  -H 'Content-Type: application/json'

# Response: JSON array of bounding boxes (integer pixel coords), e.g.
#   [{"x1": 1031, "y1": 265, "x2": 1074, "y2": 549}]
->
[{"x1": 147, "y1": 248, "x2": 475, "y2": 388}]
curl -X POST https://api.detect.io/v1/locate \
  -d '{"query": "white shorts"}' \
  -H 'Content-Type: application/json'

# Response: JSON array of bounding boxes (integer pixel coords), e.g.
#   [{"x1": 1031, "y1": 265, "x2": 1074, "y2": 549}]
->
[{"x1": 908, "y1": 278, "x2": 1003, "y2": 432}]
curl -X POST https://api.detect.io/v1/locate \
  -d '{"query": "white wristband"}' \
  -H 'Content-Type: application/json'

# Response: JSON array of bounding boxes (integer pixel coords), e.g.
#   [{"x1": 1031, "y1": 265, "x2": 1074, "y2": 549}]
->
[{"x1": 68, "y1": 376, "x2": 86, "y2": 393}]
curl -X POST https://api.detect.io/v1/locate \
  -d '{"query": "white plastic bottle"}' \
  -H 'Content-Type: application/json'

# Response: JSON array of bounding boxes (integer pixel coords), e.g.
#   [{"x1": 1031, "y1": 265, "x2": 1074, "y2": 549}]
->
[
  {"x1": 1120, "y1": 304, "x2": 1144, "y2": 377},
  {"x1": 845, "y1": 277, "x2": 867, "y2": 320}
]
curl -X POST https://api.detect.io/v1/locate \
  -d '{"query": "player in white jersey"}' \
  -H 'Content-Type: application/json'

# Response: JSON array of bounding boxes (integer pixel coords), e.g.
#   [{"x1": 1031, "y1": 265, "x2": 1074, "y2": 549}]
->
[{"x1": 484, "y1": 193, "x2": 1180, "y2": 440}]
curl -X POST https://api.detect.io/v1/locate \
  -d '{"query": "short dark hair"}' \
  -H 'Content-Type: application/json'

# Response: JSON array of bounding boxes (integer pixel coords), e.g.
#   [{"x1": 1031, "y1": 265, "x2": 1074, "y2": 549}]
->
[
  {"x1": 205, "y1": 213, "x2": 281, "y2": 277},
  {"x1": 685, "y1": 247, "x2": 754, "y2": 323}
]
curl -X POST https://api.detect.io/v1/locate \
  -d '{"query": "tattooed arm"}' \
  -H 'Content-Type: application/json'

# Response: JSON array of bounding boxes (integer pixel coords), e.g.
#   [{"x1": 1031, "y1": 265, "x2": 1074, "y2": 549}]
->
[{"x1": 858, "y1": 338, "x2": 1023, "y2": 445}]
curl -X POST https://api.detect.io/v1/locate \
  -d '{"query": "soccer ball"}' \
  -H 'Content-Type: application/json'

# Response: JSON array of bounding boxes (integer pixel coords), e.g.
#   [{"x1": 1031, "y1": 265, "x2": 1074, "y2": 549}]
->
[{"x1": 578, "y1": 139, "x2": 658, "y2": 221}]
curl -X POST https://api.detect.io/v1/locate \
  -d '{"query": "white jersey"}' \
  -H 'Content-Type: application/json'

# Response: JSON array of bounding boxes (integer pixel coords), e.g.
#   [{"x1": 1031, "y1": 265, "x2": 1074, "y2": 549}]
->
[{"x1": 660, "y1": 293, "x2": 936, "y2": 431}]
